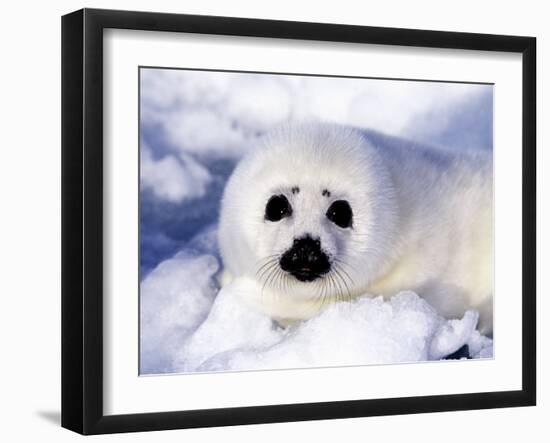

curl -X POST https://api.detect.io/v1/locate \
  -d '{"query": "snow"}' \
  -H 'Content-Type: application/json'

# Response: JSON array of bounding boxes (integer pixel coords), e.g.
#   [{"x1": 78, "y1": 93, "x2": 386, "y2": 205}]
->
[
  {"x1": 140, "y1": 253, "x2": 219, "y2": 374},
  {"x1": 140, "y1": 143, "x2": 212, "y2": 203},
  {"x1": 140, "y1": 248, "x2": 493, "y2": 374},
  {"x1": 140, "y1": 69, "x2": 493, "y2": 162}
]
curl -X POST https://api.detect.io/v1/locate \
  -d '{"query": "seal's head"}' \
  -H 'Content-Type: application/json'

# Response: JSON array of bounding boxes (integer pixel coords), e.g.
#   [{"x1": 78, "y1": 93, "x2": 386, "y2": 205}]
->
[{"x1": 218, "y1": 123, "x2": 398, "y2": 319}]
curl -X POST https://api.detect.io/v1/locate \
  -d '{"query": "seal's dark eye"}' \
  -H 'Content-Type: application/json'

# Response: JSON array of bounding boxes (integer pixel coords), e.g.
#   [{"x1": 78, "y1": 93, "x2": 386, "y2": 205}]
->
[
  {"x1": 265, "y1": 195, "x2": 292, "y2": 222},
  {"x1": 326, "y1": 200, "x2": 353, "y2": 228}
]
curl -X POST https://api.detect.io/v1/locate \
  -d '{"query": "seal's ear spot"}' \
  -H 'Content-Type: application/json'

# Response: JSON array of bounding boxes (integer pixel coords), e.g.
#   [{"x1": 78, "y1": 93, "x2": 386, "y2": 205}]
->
[
  {"x1": 265, "y1": 194, "x2": 292, "y2": 222},
  {"x1": 326, "y1": 200, "x2": 353, "y2": 228}
]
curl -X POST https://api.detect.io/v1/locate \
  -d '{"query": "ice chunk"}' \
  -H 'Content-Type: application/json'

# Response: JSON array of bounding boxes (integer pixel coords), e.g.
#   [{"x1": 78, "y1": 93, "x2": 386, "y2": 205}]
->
[
  {"x1": 429, "y1": 310, "x2": 480, "y2": 360},
  {"x1": 139, "y1": 254, "x2": 219, "y2": 373}
]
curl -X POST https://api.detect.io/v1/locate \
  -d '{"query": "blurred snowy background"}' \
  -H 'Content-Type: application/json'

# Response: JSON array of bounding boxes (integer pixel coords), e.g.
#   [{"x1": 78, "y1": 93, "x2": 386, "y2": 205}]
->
[{"x1": 139, "y1": 68, "x2": 493, "y2": 374}]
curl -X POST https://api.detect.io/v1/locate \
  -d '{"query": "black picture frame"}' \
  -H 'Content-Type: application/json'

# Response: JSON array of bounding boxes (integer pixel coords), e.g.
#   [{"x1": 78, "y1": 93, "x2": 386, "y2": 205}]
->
[{"x1": 61, "y1": 8, "x2": 536, "y2": 435}]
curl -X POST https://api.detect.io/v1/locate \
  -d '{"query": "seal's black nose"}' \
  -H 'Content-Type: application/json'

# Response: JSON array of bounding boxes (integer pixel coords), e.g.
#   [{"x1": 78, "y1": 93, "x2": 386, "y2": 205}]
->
[{"x1": 280, "y1": 235, "x2": 331, "y2": 282}]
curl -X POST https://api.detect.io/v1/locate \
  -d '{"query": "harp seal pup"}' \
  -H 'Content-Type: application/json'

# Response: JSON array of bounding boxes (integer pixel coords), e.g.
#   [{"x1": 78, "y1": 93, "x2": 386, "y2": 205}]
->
[{"x1": 218, "y1": 123, "x2": 493, "y2": 335}]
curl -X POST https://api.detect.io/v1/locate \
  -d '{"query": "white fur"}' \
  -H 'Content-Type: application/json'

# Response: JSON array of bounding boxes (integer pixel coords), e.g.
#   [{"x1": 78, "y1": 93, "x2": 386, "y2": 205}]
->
[{"x1": 218, "y1": 123, "x2": 493, "y2": 334}]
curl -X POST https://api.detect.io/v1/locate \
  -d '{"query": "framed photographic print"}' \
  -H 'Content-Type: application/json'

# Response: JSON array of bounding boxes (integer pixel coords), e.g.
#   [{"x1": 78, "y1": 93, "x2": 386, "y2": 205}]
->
[{"x1": 61, "y1": 8, "x2": 536, "y2": 435}]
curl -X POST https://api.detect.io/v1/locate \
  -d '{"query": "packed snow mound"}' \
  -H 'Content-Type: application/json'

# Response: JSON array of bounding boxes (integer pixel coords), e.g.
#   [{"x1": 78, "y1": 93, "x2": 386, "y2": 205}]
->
[
  {"x1": 140, "y1": 252, "x2": 492, "y2": 375},
  {"x1": 140, "y1": 253, "x2": 219, "y2": 374}
]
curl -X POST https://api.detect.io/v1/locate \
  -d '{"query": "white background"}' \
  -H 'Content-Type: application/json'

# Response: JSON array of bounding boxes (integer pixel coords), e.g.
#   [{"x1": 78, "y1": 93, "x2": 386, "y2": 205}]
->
[{"x1": 0, "y1": 0, "x2": 546, "y2": 441}]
